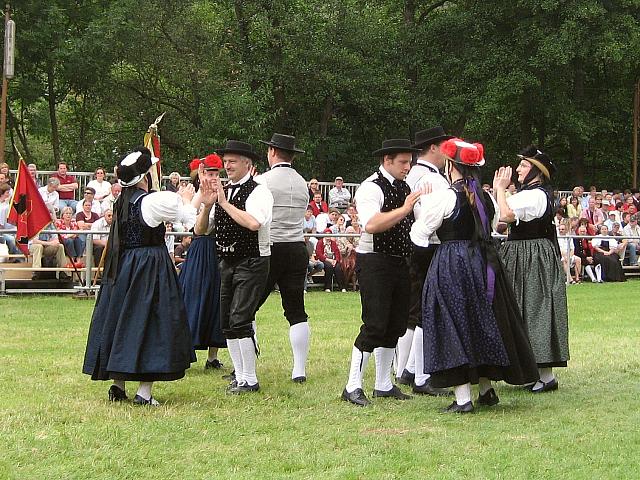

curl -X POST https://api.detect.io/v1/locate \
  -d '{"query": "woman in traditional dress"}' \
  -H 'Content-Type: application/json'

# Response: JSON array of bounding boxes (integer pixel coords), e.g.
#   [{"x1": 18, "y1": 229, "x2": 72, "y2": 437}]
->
[
  {"x1": 179, "y1": 154, "x2": 227, "y2": 370},
  {"x1": 83, "y1": 147, "x2": 197, "y2": 406},
  {"x1": 493, "y1": 146, "x2": 569, "y2": 393},
  {"x1": 411, "y1": 138, "x2": 538, "y2": 414}
]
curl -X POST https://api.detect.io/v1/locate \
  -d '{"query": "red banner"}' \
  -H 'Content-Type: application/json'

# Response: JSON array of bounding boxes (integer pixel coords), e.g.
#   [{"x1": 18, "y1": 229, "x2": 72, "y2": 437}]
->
[{"x1": 8, "y1": 159, "x2": 52, "y2": 255}]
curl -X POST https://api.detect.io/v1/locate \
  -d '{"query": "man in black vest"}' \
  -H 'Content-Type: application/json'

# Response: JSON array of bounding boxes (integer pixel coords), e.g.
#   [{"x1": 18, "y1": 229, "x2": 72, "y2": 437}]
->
[
  {"x1": 341, "y1": 139, "x2": 422, "y2": 406},
  {"x1": 195, "y1": 140, "x2": 273, "y2": 394}
]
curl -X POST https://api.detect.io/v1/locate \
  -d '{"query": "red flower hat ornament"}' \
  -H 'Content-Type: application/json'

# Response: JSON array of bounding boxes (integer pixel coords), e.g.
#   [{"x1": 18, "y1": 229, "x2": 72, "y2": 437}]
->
[
  {"x1": 189, "y1": 157, "x2": 202, "y2": 172},
  {"x1": 202, "y1": 153, "x2": 223, "y2": 170},
  {"x1": 440, "y1": 138, "x2": 485, "y2": 167}
]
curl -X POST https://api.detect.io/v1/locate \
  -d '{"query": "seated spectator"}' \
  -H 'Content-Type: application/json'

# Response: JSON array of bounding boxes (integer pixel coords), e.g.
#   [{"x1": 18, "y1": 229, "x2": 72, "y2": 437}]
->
[
  {"x1": 591, "y1": 224, "x2": 626, "y2": 282},
  {"x1": 603, "y1": 192, "x2": 614, "y2": 210},
  {"x1": 574, "y1": 223, "x2": 596, "y2": 282},
  {"x1": 51, "y1": 162, "x2": 78, "y2": 210},
  {"x1": 309, "y1": 192, "x2": 328, "y2": 217},
  {"x1": 556, "y1": 196, "x2": 568, "y2": 217},
  {"x1": 580, "y1": 197, "x2": 605, "y2": 229},
  {"x1": 0, "y1": 172, "x2": 11, "y2": 190},
  {"x1": 623, "y1": 195, "x2": 636, "y2": 213},
  {"x1": 315, "y1": 229, "x2": 346, "y2": 292},
  {"x1": 55, "y1": 206, "x2": 84, "y2": 262},
  {"x1": 100, "y1": 182, "x2": 121, "y2": 213},
  {"x1": 75, "y1": 187, "x2": 102, "y2": 215},
  {"x1": 595, "y1": 194, "x2": 604, "y2": 212},
  {"x1": 0, "y1": 183, "x2": 21, "y2": 257},
  {"x1": 304, "y1": 236, "x2": 324, "y2": 292},
  {"x1": 303, "y1": 206, "x2": 318, "y2": 251},
  {"x1": 331, "y1": 214, "x2": 346, "y2": 234},
  {"x1": 90, "y1": 208, "x2": 113, "y2": 266},
  {"x1": 38, "y1": 177, "x2": 60, "y2": 216},
  {"x1": 505, "y1": 182, "x2": 517, "y2": 197},
  {"x1": 316, "y1": 207, "x2": 340, "y2": 233},
  {"x1": 174, "y1": 235, "x2": 191, "y2": 268},
  {"x1": 166, "y1": 172, "x2": 181, "y2": 192},
  {"x1": 603, "y1": 212, "x2": 618, "y2": 231},
  {"x1": 622, "y1": 214, "x2": 640, "y2": 266},
  {"x1": 86, "y1": 167, "x2": 112, "y2": 201},
  {"x1": 308, "y1": 178, "x2": 321, "y2": 201},
  {"x1": 343, "y1": 203, "x2": 358, "y2": 227},
  {"x1": 328, "y1": 176, "x2": 351, "y2": 211},
  {"x1": 567, "y1": 195, "x2": 582, "y2": 218},
  {"x1": 76, "y1": 199, "x2": 100, "y2": 234},
  {"x1": 621, "y1": 212, "x2": 631, "y2": 228},
  {"x1": 557, "y1": 222, "x2": 582, "y2": 284},
  {"x1": 165, "y1": 222, "x2": 175, "y2": 260},
  {"x1": 339, "y1": 223, "x2": 360, "y2": 290},
  {"x1": 0, "y1": 162, "x2": 12, "y2": 187},
  {"x1": 29, "y1": 224, "x2": 66, "y2": 280},
  {"x1": 553, "y1": 208, "x2": 565, "y2": 229},
  {"x1": 27, "y1": 163, "x2": 41, "y2": 188}
]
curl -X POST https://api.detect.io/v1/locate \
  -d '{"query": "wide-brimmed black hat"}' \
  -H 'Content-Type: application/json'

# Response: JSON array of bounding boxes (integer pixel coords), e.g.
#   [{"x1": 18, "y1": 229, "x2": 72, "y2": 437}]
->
[
  {"x1": 116, "y1": 147, "x2": 159, "y2": 187},
  {"x1": 259, "y1": 133, "x2": 305, "y2": 154},
  {"x1": 412, "y1": 126, "x2": 454, "y2": 149},
  {"x1": 517, "y1": 145, "x2": 556, "y2": 178},
  {"x1": 217, "y1": 140, "x2": 261, "y2": 162},
  {"x1": 372, "y1": 139, "x2": 419, "y2": 156}
]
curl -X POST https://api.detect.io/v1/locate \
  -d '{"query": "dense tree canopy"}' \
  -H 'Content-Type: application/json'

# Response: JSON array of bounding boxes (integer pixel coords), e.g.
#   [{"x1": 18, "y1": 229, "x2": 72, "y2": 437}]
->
[{"x1": 3, "y1": 0, "x2": 640, "y2": 188}]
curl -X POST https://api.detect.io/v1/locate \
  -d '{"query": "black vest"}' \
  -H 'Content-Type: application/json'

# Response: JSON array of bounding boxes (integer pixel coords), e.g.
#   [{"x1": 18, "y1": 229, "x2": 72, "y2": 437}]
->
[
  {"x1": 215, "y1": 178, "x2": 260, "y2": 259},
  {"x1": 371, "y1": 171, "x2": 413, "y2": 257},
  {"x1": 508, "y1": 185, "x2": 554, "y2": 241},
  {"x1": 436, "y1": 183, "x2": 476, "y2": 242},
  {"x1": 121, "y1": 190, "x2": 166, "y2": 249}
]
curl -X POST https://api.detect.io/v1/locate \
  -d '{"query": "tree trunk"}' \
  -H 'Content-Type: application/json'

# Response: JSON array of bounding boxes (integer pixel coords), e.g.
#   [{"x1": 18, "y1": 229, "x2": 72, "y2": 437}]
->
[
  {"x1": 7, "y1": 105, "x2": 31, "y2": 159},
  {"x1": 316, "y1": 95, "x2": 334, "y2": 179},
  {"x1": 47, "y1": 60, "x2": 61, "y2": 167},
  {"x1": 569, "y1": 61, "x2": 586, "y2": 184}
]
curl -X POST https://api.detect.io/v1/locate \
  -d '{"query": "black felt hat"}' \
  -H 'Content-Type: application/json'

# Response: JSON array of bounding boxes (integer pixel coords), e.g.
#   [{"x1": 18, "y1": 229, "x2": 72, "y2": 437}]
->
[
  {"x1": 372, "y1": 139, "x2": 419, "y2": 156},
  {"x1": 259, "y1": 133, "x2": 305, "y2": 154},
  {"x1": 217, "y1": 140, "x2": 261, "y2": 163},
  {"x1": 116, "y1": 147, "x2": 159, "y2": 187},
  {"x1": 412, "y1": 126, "x2": 454, "y2": 149},
  {"x1": 517, "y1": 145, "x2": 556, "y2": 178}
]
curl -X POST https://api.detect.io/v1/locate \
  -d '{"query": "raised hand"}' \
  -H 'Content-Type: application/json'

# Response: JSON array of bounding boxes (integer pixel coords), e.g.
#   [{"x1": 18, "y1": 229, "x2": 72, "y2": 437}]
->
[
  {"x1": 178, "y1": 183, "x2": 195, "y2": 204},
  {"x1": 199, "y1": 177, "x2": 217, "y2": 207},
  {"x1": 493, "y1": 166, "x2": 512, "y2": 191},
  {"x1": 212, "y1": 177, "x2": 227, "y2": 206}
]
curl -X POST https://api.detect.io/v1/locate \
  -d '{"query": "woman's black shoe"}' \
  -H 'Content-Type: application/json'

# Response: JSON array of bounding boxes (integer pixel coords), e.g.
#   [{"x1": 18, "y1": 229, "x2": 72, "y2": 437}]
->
[
  {"x1": 441, "y1": 401, "x2": 474, "y2": 414},
  {"x1": 133, "y1": 394, "x2": 160, "y2": 406},
  {"x1": 108, "y1": 384, "x2": 128, "y2": 402},
  {"x1": 477, "y1": 388, "x2": 499, "y2": 406},
  {"x1": 531, "y1": 378, "x2": 558, "y2": 393},
  {"x1": 205, "y1": 359, "x2": 223, "y2": 370}
]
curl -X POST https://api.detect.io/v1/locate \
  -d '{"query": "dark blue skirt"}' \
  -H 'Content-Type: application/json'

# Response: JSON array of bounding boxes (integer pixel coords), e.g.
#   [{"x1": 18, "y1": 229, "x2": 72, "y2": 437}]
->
[
  {"x1": 422, "y1": 240, "x2": 538, "y2": 388},
  {"x1": 83, "y1": 245, "x2": 196, "y2": 381},
  {"x1": 178, "y1": 236, "x2": 225, "y2": 349}
]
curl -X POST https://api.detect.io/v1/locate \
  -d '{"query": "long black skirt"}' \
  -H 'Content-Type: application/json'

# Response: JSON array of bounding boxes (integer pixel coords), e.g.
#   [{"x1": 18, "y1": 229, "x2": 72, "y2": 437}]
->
[
  {"x1": 82, "y1": 245, "x2": 195, "y2": 382},
  {"x1": 422, "y1": 240, "x2": 538, "y2": 388},
  {"x1": 178, "y1": 236, "x2": 226, "y2": 349},
  {"x1": 594, "y1": 252, "x2": 626, "y2": 282}
]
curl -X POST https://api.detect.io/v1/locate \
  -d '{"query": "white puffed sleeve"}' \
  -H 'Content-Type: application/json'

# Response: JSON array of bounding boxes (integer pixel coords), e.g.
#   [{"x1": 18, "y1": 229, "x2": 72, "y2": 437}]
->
[
  {"x1": 506, "y1": 189, "x2": 547, "y2": 224},
  {"x1": 140, "y1": 191, "x2": 197, "y2": 229},
  {"x1": 410, "y1": 189, "x2": 456, "y2": 247}
]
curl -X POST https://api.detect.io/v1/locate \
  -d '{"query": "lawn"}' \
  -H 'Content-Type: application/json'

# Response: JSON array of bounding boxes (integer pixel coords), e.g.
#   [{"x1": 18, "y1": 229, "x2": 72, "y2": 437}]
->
[{"x1": 1, "y1": 283, "x2": 639, "y2": 479}]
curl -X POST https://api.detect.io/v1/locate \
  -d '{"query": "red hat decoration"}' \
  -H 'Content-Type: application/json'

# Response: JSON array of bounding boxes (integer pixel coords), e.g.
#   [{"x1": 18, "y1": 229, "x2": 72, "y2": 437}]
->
[
  {"x1": 189, "y1": 158, "x2": 202, "y2": 172},
  {"x1": 203, "y1": 153, "x2": 223, "y2": 170},
  {"x1": 440, "y1": 138, "x2": 485, "y2": 167}
]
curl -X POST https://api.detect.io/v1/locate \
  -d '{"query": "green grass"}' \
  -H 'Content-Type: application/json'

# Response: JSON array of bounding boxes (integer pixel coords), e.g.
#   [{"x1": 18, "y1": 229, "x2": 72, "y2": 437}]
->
[{"x1": 1, "y1": 283, "x2": 639, "y2": 479}]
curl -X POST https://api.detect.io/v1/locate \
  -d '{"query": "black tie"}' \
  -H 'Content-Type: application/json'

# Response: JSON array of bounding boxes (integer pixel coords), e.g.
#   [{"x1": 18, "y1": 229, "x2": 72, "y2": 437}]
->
[
  {"x1": 393, "y1": 179, "x2": 404, "y2": 189},
  {"x1": 228, "y1": 184, "x2": 241, "y2": 199}
]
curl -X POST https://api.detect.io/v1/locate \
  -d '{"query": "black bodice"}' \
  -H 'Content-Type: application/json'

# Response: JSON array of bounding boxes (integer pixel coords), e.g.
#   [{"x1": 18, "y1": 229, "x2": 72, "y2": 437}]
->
[{"x1": 120, "y1": 190, "x2": 166, "y2": 249}]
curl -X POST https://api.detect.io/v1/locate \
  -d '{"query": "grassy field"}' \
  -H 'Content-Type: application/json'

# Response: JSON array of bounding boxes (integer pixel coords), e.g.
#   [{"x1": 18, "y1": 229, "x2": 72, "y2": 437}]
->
[{"x1": 1, "y1": 283, "x2": 639, "y2": 479}]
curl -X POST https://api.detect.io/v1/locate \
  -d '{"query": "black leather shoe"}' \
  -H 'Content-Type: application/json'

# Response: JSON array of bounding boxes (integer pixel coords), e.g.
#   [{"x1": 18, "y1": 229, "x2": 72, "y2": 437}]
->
[
  {"x1": 341, "y1": 388, "x2": 370, "y2": 406},
  {"x1": 372, "y1": 385, "x2": 412, "y2": 400},
  {"x1": 441, "y1": 401, "x2": 474, "y2": 413},
  {"x1": 292, "y1": 376, "x2": 307, "y2": 383},
  {"x1": 229, "y1": 382, "x2": 260, "y2": 394},
  {"x1": 412, "y1": 381, "x2": 452, "y2": 397},
  {"x1": 108, "y1": 384, "x2": 128, "y2": 402},
  {"x1": 205, "y1": 359, "x2": 223, "y2": 370},
  {"x1": 531, "y1": 378, "x2": 558, "y2": 393},
  {"x1": 133, "y1": 394, "x2": 160, "y2": 406},
  {"x1": 396, "y1": 369, "x2": 415, "y2": 386},
  {"x1": 477, "y1": 388, "x2": 500, "y2": 406}
]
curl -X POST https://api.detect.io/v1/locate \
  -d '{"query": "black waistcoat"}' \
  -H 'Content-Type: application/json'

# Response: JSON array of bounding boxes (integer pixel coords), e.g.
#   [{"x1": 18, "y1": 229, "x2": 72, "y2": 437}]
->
[
  {"x1": 215, "y1": 178, "x2": 260, "y2": 259},
  {"x1": 508, "y1": 185, "x2": 554, "y2": 241},
  {"x1": 121, "y1": 190, "x2": 166, "y2": 249},
  {"x1": 436, "y1": 183, "x2": 477, "y2": 242},
  {"x1": 371, "y1": 171, "x2": 413, "y2": 257}
]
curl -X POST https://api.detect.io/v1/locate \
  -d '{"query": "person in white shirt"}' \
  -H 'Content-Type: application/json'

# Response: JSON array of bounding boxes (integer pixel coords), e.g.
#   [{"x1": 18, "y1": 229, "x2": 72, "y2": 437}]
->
[
  {"x1": 90, "y1": 208, "x2": 112, "y2": 265},
  {"x1": 86, "y1": 167, "x2": 112, "y2": 201},
  {"x1": 557, "y1": 222, "x2": 582, "y2": 284},
  {"x1": 38, "y1": 177, "x2": 60, "y2": 216},
  {"x1": 328, "y1": 176, "x2": 351, "y2": 211},
  {"x1": 101, "y1": 182, "x2": 122, "y2": 213},
  {"x1": 622, "y1": 214, "x2": 640, "y2": 265},
  {"x1": 75, "y1": 187, "x2": 102, "y2": 216}
]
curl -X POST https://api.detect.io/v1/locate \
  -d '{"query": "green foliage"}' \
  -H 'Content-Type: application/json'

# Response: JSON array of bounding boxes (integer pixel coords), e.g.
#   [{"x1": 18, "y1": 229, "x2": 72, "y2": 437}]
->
[{"x1": 5, "y1": 0, "x2": 640, "y2": 187}]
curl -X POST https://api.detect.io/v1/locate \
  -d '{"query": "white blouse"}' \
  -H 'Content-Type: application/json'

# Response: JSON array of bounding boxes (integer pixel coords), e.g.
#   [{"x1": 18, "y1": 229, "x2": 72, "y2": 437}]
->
[
  {"x1": 591, "y1": 235, "x2": 619, "y2": 250},
  {"x1": 87, "y1": 179, "x2": 112, "y2": 200},
  {"x1": 139, "y1": 191, "x2": 197, "y2": 231},
  {"x1": 506, "y1": 189, "x2": 547, "y2": 224}
]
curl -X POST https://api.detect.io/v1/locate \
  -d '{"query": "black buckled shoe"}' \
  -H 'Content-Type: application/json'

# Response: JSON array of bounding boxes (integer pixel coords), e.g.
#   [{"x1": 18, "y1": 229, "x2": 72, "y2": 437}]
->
[
  {"x1": 292, "y1": 376, "x2": 307, "y2": 384},
  {"x1": 412, "y1": 381, "x2": 452, "y2": 397},
  {"x1": 205, "y1": 359, "x2": 223, "y2": 370},
  {"x1": 108, "y1": 384, "x2": 128, "y2": 402},
  {"x1": 396, "y1": 369, "x2": 415, "y2": 386},
  {"x1": 531, "y1": 378, "x2": 558, "y2": 393},
  {"x1": 341, "y1": 388, "x2": 370, "y2": 407},
  {"x1": 229, "y1": 382, "x2": 260, "y2": 394},
  {"x1": 133, "y1": 394, "x2": 160, "y2": 406},
  {"x1": 477, "y1": 388, "x2": 500, "y2": 406},
  {"x1": 441, "y1": 401, "x2": 474, "y2": 414},
  {"x1": 372, "y1": 385, "x2": 412, "y2": 400}
]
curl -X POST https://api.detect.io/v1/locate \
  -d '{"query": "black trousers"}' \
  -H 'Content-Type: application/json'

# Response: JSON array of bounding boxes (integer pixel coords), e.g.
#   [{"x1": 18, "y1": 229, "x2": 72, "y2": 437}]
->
[
  {"x1": 407, "y1": 244, "x2": 438, "y2": 330},
  {"x1": 323, "y1": 260, "x2": 346, "y2": 290},
  {"x1": 254, "y1": 242, "x2": 308, "y2": 326},
  {"x1": 220, "y1": 256, "x2": 270, "y2": 339},
  {"x1": 354, "y1": 253, "x2": 410, "y2": 352}
]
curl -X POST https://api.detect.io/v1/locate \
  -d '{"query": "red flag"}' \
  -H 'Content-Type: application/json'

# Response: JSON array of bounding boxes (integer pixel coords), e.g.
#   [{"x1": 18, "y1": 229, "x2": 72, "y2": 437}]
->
[{"x1": 8, "y1": 158, "x2": 52, "y2": 255}]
